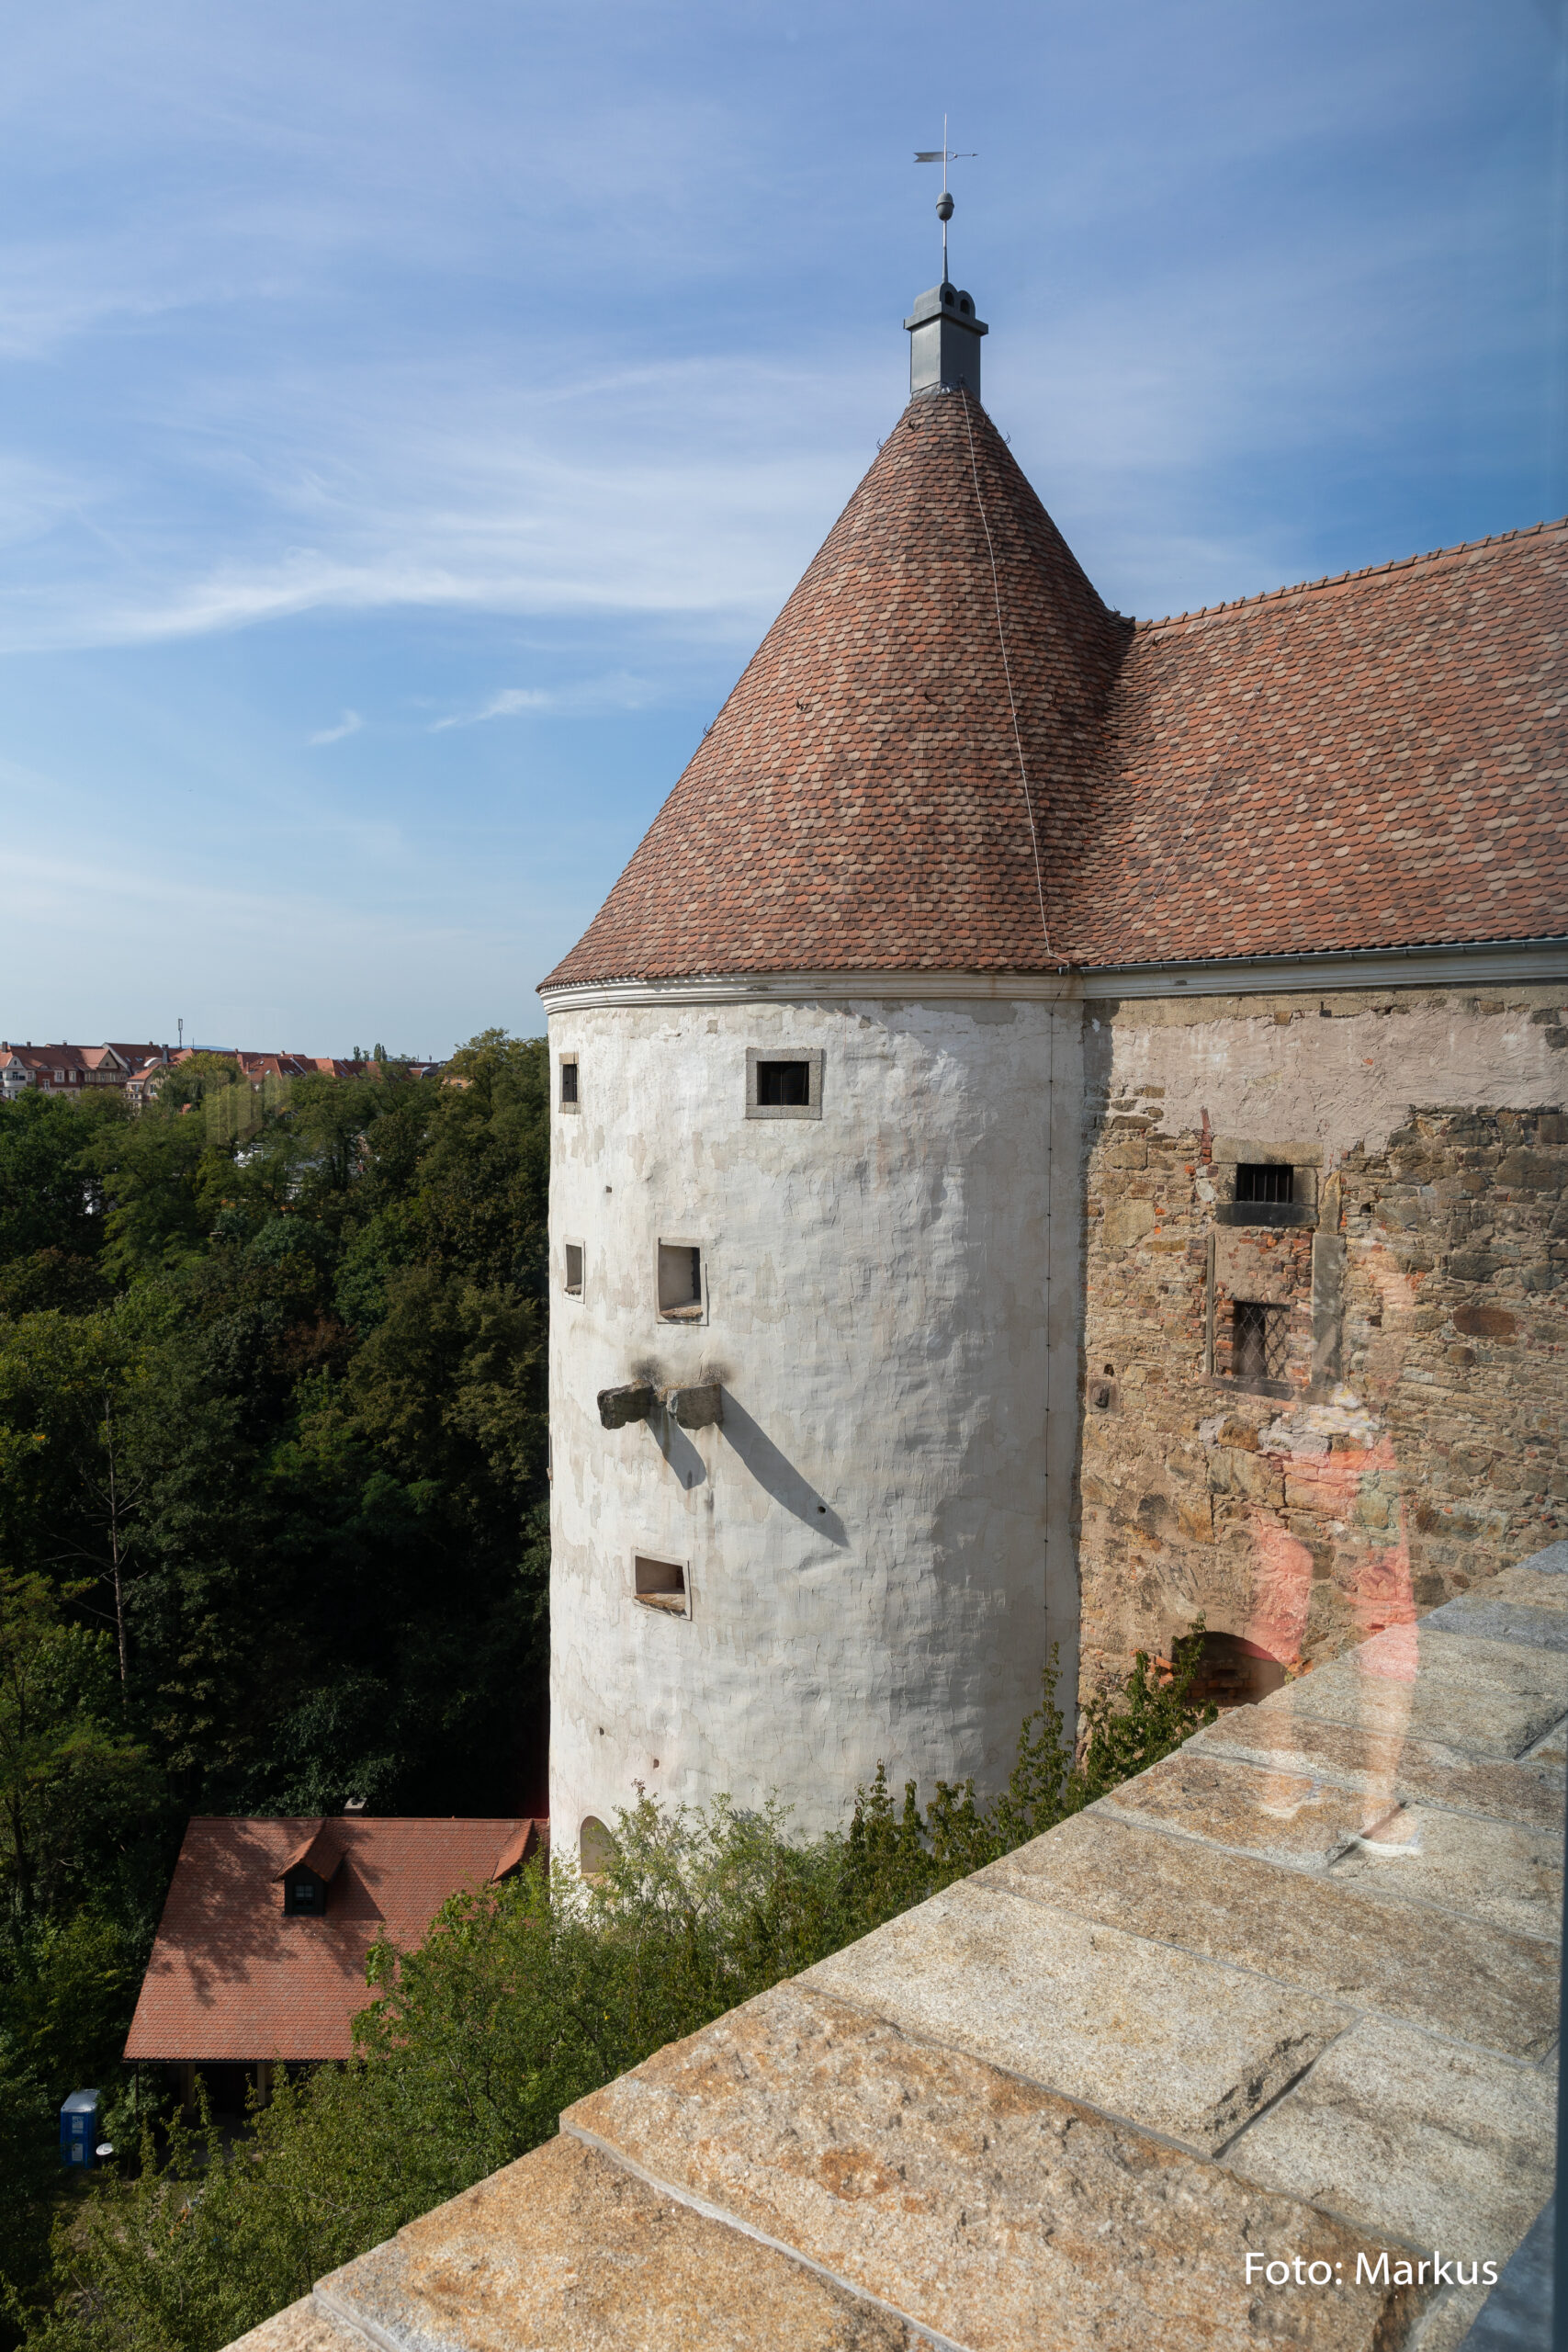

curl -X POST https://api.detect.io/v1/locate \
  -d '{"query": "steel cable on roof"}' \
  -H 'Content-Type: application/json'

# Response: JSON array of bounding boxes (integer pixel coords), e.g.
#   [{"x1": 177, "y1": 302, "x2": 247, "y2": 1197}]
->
[{"x1": 957, "y1": 389, "x2": 1055, "y2": 960}]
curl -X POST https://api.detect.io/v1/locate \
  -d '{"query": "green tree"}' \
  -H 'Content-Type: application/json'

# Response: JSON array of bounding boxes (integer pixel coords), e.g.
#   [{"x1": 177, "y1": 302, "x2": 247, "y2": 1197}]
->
[
  {"x1": 0, "y1": 1575, "x2": 153, "y2": 1933},
  {"x1": 0, "y1": 1315, "x2": 158, "y2": 1687}
]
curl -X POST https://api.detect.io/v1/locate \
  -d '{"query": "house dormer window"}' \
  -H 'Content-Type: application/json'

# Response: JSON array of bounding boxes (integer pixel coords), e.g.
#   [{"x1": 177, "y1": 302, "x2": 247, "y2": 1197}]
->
[{"x1": 274, "y1": 1825, "x2": 343, "y2": 1916}]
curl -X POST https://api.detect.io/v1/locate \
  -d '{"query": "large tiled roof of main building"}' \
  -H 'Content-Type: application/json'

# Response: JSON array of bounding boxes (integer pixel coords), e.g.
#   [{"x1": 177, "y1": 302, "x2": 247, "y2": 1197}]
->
[{"x1": 542, "y1": 392, "x2": 1565, "y2": 989}]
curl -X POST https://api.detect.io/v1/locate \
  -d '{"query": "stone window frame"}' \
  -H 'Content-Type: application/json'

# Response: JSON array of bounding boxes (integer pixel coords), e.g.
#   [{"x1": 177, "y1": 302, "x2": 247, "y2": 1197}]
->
[
  {"x1": 561, "y1": 1238, "x2": 585, "y2": 1302},
  {"x1": 1213, "y1": 1138, "x2": 1325, "y2": 1392},
  {"x1": 558, "y1": 1054, "x2": 581, "y2": 1114},
  {"x1": 1211, "y1": 1136, "x2": 1317, "y2": 1229},
  {"x1": 656, "y1": 1236, "x2": 707, "y2": 1324},
  {"x1": 745, "y1": 1046, "x2": 824, "y2": 1122},
  {"x1": 630, "y1": 1546, "x2": 692, "y2": 1620},
  {"x1": 1203, "y1": 1136, "x2": 1344, "y2": 1399}
]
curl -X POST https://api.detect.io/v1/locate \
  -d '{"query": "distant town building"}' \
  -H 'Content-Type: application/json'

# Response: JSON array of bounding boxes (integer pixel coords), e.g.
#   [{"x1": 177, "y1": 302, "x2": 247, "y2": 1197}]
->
[
  {"x1": 0, "y1": 1043, "x2": 444, "y2": 1107},
  {"x1": 0, "y1": 1041, "x2": 164, "y2": 1097}
]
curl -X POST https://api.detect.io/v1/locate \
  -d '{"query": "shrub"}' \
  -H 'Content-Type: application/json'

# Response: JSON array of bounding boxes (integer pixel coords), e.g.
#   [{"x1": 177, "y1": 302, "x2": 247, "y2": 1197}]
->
[{"x1": 29, "y1": 1632, "x2": 1214, "y2": 2351}]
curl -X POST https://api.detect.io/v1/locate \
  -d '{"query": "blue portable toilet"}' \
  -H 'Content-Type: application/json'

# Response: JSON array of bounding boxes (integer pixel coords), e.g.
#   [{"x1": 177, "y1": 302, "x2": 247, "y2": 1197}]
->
[{"x1": 60, "y1": 2088, "x2": 102, "y2": 2169}]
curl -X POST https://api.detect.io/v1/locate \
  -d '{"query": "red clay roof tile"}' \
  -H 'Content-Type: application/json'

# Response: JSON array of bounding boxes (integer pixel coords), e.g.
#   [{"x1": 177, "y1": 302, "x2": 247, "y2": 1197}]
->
[
  {"x1": 541, "y1": 391, "x2": 1567, "y2": 986},
  {"x1": 125, "y1": 1816, "x2": 545, "y2": 2064}
]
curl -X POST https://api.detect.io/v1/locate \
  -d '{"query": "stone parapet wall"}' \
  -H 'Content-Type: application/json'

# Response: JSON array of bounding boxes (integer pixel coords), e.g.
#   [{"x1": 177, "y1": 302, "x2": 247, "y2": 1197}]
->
[
  {"x1": 1077, "y1": 985, "x2": 1566, "y2": 1699},
  {"x1": 230, "y1": 1543, "x2": 1564, "y2": 2352}
]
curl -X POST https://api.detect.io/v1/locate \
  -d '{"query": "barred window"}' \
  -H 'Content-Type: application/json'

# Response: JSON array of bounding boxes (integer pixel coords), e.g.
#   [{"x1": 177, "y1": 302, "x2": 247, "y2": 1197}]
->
[
  {"x1": 1234, "y1": 1300, "x2": 1289, "y2": 1383},
  {"x1": 1235, "y1": 1162, "x2": 1292, "y2": 1204}
]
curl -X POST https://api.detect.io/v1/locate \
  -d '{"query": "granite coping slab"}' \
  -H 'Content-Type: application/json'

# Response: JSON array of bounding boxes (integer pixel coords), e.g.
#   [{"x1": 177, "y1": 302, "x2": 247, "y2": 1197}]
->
[
  {"x1": 217, "y1": 1545, "x2": 1568, "y2": 2352},
  {"x1": 1355, "y1": 1623, "x2": 1568, "y2": 1693},
  {"x1": 1328, "y1": 1805, "x2": 1563, "y2": 1943},
  {"x1": 313, "y1": 2131, "x2": 913, "y2": 2352},
  {"x1": 1464, "y1": 1567, "x2": 1568, "y2": 1616},
  {"x1": 1248, "y1": 1660, "x2": 1562, "y2": 1759},
  {"x1": 1102, "y1": 1745, "x2": 1397, "y2": 1867},
  {"x1": 970, "y1": 1807, "x2": 1559, "y2": 2057},
  {"x1": 1497, "y1": 1542, "x2": 1568, "y2": 1577},
  {"x1": 1420, "y1": 1600, "x2": 1568, "y2": 1654},
  {"x1": 227, "y1": 2302, "x2": 366, "y2": 2352},
  {"x1": 1224, "y1": 2019, "x2": 1558, "y2": 2258},
  {"x1": 562, "y1": 1980, "x2": 1428, "y2": 2352},
  {"x1": 1188, "y1": 1710, "x2": 1565, "y2": 1831},
  {"x1": 797, "y1": 1878, "x2": 1346, "y2": 2156}
]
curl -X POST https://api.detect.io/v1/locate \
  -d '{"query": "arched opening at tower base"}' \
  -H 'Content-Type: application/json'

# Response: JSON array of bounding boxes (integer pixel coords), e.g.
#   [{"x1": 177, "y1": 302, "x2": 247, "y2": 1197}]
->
[
  {"x1": 578, "y1": 1815, "x2": 619, "y2": 1878},
  {"x1": 1184, "y1": 1632, "x2": 1287, "y2": 1712}
]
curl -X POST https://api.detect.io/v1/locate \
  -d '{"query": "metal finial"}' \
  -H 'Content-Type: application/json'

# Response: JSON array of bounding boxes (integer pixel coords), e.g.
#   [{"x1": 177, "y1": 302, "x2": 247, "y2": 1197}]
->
[{"x1": 914, "y1": 114, "x2": 976, "y2": 283}]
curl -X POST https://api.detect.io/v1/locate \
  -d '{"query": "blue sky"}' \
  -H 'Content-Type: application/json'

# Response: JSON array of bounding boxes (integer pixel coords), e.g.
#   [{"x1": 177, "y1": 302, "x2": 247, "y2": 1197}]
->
[{"x1": 1, "y1": 0, "x2": 1562, "y2": 1055}]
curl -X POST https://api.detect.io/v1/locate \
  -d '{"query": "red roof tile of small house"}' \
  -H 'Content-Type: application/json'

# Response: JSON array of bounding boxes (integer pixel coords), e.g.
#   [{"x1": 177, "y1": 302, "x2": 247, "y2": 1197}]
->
[
  {"x1": 124, "y1": 1815, "x2": 546, "y2": 2064},
  {"x1": 542, "y1": 388, "x2": 1567, "y2": 989},
  {"x1": 273, "y1": 1825, "x2": 344, "y2": 1883}
]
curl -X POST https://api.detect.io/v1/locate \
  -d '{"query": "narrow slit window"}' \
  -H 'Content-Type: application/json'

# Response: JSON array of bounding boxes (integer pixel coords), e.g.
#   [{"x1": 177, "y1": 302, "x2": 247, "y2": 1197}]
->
[
  {"x1": 756, "y1": 1058, "x2": 810, "y2": 1107},
  {"x1": 558, "y1": 1057, "x2": 580, "y2": 1110},
  {"x1": 1233, "y1": 1300, "x2": 1289, "y2": 1383},
  {"x1": 1235, "y1": 1162, "x2": 1292, "y2": 1204},
  {"x1": 563, "y1": 1242, "x2": 583, "y2": 1296},
  {"x1": 658, "y1": 1242, "x2": 703, "y2": 1318},
  {"x1": 634, "y1": 1555, "x2": 688, "y2": 1614}
]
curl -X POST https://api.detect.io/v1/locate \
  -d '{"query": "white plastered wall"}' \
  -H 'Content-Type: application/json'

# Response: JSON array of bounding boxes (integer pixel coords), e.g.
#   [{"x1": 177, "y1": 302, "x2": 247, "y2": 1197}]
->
[{"x1": 545, "y1": 992, "x2": 1083, "y2": 1850}]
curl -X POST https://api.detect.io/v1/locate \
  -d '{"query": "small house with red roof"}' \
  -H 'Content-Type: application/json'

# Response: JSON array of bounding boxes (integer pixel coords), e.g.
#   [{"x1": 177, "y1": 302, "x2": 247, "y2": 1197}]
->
[{"x1": 125, "y1": 1815, "x2": 544, "y2": 2113}]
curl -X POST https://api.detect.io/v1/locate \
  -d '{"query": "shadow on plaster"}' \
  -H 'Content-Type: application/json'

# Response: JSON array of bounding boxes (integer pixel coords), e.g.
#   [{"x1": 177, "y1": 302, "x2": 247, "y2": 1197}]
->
[
  {"x1": 720, "y1": 1392, "x2": 848, "y2": 1547},
  {"x1": 645, "y1": 1412, "x2": 707, "y2": 1491}
]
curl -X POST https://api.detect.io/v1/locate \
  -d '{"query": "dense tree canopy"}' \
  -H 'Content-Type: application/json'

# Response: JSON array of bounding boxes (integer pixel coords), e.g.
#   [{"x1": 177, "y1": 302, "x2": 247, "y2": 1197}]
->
[{"x1": 0, "y1": 1037, "x2": 551, "y2": 2329}]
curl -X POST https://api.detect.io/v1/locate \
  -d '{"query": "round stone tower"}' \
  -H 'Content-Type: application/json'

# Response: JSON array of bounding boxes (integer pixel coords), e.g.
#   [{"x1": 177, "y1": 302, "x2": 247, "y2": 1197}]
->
[{"x1": 539, "y1": 277, "x2": 1125, "y2": 1854}]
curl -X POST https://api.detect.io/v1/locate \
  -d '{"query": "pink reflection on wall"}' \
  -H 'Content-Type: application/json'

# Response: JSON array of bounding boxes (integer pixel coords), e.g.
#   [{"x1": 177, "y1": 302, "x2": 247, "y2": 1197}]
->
[{"x1": 1244, "y1": 1515, "x2": 1314, "y2": 1668}]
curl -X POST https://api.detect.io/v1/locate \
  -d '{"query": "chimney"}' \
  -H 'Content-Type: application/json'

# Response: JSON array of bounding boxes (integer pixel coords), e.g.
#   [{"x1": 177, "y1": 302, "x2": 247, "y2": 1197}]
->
[{"x1": 905, "y1": 280, "x2": 987, "y2": 401}]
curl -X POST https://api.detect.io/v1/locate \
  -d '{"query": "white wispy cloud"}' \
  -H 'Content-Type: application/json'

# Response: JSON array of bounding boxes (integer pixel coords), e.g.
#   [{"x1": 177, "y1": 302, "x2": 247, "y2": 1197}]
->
[
  {"x1": 429, "y1": 673, "x2": 659, "y2": 729},
  {"x1": 309, "y1": 708, "x2": 363, "y2": 745}
]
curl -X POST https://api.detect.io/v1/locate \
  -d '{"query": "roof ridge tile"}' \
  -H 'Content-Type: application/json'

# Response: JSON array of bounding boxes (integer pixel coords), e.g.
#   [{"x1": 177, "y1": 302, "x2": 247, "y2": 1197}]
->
[{"x1": 1135, "y1": 516, "x2": 1565, "y2": 635}]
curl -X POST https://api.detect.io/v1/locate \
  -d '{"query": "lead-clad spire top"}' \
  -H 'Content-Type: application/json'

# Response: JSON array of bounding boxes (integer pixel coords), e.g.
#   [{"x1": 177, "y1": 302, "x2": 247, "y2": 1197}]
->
[{"x1": 905, "y1": 280, "x2": 987, "y2": 400}]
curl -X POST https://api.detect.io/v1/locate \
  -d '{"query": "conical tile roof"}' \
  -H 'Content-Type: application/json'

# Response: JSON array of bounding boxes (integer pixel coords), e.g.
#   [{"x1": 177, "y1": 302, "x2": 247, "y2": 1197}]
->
[{"x1": 543, "y1": 390, "x2": 1127, "y2": 986}]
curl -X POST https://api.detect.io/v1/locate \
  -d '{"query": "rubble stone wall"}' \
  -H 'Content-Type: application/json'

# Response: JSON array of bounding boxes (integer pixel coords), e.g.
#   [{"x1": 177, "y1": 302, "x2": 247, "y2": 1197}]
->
[{"x1": 1077, "y1": 984, "x2": 1568, "y2": 1698}]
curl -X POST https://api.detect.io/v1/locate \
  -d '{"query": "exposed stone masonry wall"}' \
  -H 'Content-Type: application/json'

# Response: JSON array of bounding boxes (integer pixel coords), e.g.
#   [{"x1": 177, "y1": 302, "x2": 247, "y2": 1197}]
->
[{"x1": 1077, "y1": 987, "x2": 1567, "y2": 1698}]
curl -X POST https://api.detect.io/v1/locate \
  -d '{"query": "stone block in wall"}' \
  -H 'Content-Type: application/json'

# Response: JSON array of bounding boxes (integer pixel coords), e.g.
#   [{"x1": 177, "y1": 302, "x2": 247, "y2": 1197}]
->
[{"x1": 1102, "y1": 1199, "x2": 1156, "y2": 1247}]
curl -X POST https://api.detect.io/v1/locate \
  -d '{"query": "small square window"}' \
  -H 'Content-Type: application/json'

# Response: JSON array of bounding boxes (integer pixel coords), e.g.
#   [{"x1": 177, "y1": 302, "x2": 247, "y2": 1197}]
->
[
  {"x1": 1235, "y1": 1162, "x2": 1292, "y2": 1204},
  {"x1": 658, "y1": 1242, "x2": 704, "y2": 1319},
  {"x1": 1232, "y1": 1300, "x2": 1289, "y2": 1384},
  {"x1": 634, "y1": 1555, "x2": 688, "y2": 1615},
  {"x1": 757, "y1": 1058, "x2": 810, "y2": 1106},
  {"x1": 746, "y1": 1047, "x2": 822, "y2": 1121},
  {"x1": 558, "y1": 1057, "x2": 580, "y2": 1112},
  {"x1": 286, "y1": 1875, "x2": 321, "y2": 1916},
  {"x1": 563, "y1": 1242, "x2": 583, "y2": 1296}
]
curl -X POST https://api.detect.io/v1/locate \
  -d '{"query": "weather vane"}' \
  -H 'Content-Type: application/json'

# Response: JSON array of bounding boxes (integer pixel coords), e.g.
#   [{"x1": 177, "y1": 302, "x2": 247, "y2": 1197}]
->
[{"x1": 915, "y1": 115, "x2": 976, "y2": 285}]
